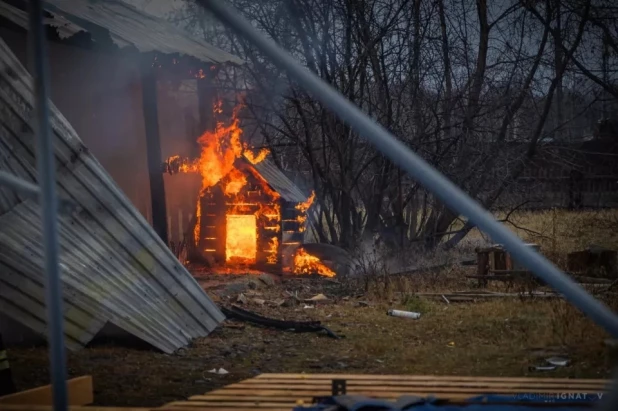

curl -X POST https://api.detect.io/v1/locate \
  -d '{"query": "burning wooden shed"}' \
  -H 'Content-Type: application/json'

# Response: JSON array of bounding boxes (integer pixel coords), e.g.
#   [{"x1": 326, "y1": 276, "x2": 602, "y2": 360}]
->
[{"x1": 162, "y1": 106, "x2": 316, "y2": 273}]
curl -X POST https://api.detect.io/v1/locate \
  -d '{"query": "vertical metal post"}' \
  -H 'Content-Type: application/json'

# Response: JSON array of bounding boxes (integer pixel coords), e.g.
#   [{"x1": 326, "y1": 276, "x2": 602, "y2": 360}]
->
[
  {"x1": 141, "y1": 57, "x2": 169, "y2": 244},
  {"x1": 28, "y1": 1, "x2": 68, "y2": 410}
]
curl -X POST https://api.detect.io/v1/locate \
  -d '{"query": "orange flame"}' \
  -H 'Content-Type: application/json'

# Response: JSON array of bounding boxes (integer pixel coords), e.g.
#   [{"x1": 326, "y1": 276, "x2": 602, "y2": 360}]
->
[
  {"x1": 294, "y1": 191, "x2": 315, "y2": 232},
  {"x1": 296, "y1": 191, "x2": 316, "y2": 213},
  {"x1": 266, "y1": 237, "x2": 279, "y2": 264},
  {"x1": 224, "y1": 168, "x2": 248, "y2": 196},
  {"x1": 293, "y1": 248, "x2": 336, "y2": 277},
  {"x1": 167, "y1": 101, "x2": 283, "y2": 267},
  {"x1": 226, "y1": 214, "x2": 257, "y2": 264},
  {"x1": 244, "y1": 148, "x2": 270, "y2": 164}
]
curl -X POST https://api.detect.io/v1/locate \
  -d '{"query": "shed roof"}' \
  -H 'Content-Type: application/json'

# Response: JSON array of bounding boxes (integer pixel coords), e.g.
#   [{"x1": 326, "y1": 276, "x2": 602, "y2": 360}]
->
[
  {"x1": 0, "y1": 0, "x2": 244, "y2": 65},
  {"x1": 241, "y1": 155, "x2": 308, "y2": 203},
  {"x1": 0, "y1": 37, "x2": 224, "y2": 354}
]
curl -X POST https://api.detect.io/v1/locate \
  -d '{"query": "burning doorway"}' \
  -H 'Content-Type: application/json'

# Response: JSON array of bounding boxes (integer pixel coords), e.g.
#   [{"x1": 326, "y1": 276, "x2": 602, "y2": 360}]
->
[{"x1": 226, "y1": 214, "x2": 257, "y2": 264}]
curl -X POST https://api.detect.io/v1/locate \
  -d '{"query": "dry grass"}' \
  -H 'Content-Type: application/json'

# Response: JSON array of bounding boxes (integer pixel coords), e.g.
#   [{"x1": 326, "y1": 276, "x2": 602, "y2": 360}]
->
[
  {"x1": 459, "y1": 209, "x2": 618, "y2": 262},
  {"x1": 8, "y1": 298, "x2": 615, "y2": 406},
  {"x1": 6, "y1": 209, "x2": 618, "y2": 406}
]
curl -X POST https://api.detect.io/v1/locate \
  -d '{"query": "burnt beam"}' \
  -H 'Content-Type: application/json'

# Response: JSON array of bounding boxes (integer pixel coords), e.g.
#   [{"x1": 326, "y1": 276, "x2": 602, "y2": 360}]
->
[{"x1": 141, "y1": 56, "x2": 168, "y2": 244}]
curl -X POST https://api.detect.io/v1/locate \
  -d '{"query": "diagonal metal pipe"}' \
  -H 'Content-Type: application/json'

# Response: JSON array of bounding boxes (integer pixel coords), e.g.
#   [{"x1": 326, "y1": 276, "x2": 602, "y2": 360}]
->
[
  {"x1": 199, "y1": 1, "x2": 618, "y2": 407},
  {"x1": 28, "y1": 0, "x2": 68, "y2": 410}
]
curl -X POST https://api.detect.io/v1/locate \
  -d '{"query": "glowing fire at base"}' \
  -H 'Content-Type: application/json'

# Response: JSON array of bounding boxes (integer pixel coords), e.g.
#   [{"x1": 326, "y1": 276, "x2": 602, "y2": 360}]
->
[
  {"x1": 293, "y1": 248, "x2": 336, "y2": 277},
  {"x1": 226, "y1": 214, "x2": 257, "y2": 264}
]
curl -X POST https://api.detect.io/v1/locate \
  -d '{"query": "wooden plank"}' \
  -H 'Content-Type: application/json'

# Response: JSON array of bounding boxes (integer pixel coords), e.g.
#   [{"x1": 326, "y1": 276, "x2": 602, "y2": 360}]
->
[
  {"x1": 162, "y1": 407, "x2": 290, "y2": 411},
  {"x1": 2, "y1": 408, "x2": 148, "y2": 411},
  {"x1": 0, "y1": 376, "x2": 93, "y2": 406},
  {"x1": 253, "y1": 373, "x2": 610, "y2": 385},
  {"x1": 157, "y1": 374, "x2": 611, "y2": 410},
  {"x1": 163, "y1": 402, "x2": 320, "y2": 409},
  {"x1": 224, "y1": 378, "x2": 608, "y2": 390},
  {"x1": 210, "y1": 385, "x2": 603, "y2": 395}
]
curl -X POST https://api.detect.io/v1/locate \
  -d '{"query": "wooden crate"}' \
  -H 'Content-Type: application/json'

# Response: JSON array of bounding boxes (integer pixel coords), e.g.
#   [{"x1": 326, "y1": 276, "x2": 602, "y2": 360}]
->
[{"x1": 160, "y1": 373, "x2": 610, "y2": 411}]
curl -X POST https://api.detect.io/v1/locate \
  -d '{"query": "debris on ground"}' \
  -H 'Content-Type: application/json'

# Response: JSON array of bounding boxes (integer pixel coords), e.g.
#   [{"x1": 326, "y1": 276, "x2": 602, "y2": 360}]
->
[
  {"x1": 305, "y1": 293, "x2": 329, "y2": 302},
  {"x1": 236, "y1": 293, "x2": 248, "y2": 304},
  {"x1": 529, "y1": 355, "x2": 571, "y2": 372},
  {"x1": 258, "y1": 273, "x2": 278, "y2": 287},
  {"x1": 207, "y1": 368, "x2": 229, "y2": 375},
  {"x1": 529, "y1": 365, "x2": 557, "y2": 372},
  {"x1": 220, "y1": 305, "x2": 340, "y2": 338},
  {"x1": 546, "y1": 356, "x2": 570, "y2": 367},
  {"x1": 387, "y1": 309, "x2": 421, "y2": 319}
]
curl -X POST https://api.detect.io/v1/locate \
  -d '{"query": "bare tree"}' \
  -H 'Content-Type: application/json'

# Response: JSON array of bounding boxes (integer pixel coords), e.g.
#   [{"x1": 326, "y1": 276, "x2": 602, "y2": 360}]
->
[{"x1": 171, "y1": 0, "x2": 618, "y2": 255}]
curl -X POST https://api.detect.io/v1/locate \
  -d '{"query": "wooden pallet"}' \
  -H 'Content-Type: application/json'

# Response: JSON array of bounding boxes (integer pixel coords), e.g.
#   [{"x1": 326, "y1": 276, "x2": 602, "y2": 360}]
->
[{"x1": 160, "y1": 373, "x2": 611, "y2": 411}]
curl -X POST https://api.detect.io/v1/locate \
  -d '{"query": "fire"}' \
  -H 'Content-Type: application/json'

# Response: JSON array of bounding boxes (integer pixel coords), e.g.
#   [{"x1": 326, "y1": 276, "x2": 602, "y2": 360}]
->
[
  {"x1": 194, "y1": 194, "x2": 202, "y2": 244},
  {"x1": 166, "y1": 100, "x2": 282, "y2": 267},
  {"x1": 224, "y1": 168, "x2": 248, "y2": 196},
  {"x1": 295, "y1": 191, "x2": 315, "y2": 232},
  {"x1": 244, "y1": 148, "x2": 270, "y2": 164},
  {"x1": 293, "y1": 248, "x2": 336, "y2": 277},
  {"x1": 266, "y1": 237, "x2": 279, "y2": 264},
  {"x1": 296, "y1": 191, "x2": 315, "y2": 213},
  {"x1": 226, "y1": 214, "x2": 257, "y2": 264}
]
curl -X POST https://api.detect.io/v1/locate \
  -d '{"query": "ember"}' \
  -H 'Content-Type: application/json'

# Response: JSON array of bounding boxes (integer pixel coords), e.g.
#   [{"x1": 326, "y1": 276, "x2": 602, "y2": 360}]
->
[{"x1": 293, "y1": 248, "x2": 336, "y2": 277}]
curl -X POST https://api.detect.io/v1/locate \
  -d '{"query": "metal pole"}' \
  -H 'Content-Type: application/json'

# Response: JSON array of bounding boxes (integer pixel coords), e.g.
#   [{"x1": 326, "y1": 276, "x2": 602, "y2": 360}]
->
[
  {"x1": 28, "y1": 1, "x2": 68, "y2": 410},
  {"x1": 199, "y1": 0, "x2": 618, "y2": 339}
]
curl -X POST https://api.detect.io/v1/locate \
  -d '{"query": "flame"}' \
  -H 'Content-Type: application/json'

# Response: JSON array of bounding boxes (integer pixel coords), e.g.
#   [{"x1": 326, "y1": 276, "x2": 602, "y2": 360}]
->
[
  {"x1": 294, "y1": 191, "x2": 315, "y2": 232},
  {"x1": 293, "y1": 248, "x2": 336, "y2": 277},
  {"x1": 266, "y1": 237, "x2": 279, "y2": 264},
  {"x1": 244, "y1": 148, "x2": 270, "y2": 164},
  {"x1": 296, "y1": 191, "x2": 316, "y2": 213},
  {"x1": 166, "y1": 101, "x2": 283, "y2": 267},
  {"x1": 226, "y1": 214, "x2": 257, "y2": 264},
  {"x1": 224, "y1": 168, "x2": 248, "y2": 196},
  {"x1": 194, "y1": 195, "x2": 202, "y2": 245}
]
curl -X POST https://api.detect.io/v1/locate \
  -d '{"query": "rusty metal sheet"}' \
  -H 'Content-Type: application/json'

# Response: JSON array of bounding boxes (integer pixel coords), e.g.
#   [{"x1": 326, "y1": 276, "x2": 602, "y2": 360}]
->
[{"x1": 0, "y1": 37, "x2": 225, "y2": 353}]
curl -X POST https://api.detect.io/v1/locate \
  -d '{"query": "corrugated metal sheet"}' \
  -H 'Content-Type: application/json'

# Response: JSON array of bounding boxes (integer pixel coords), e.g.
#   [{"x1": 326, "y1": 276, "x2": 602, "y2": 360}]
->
[
  {"x1": 0, "y1": 0, "x2": 86, "y2": 39},
  {"x1": 0, "y1": 0, "x2": 243, "y2": 65},
  {"x1": 0, "y1": 38, "x2": 225, "y2": 354},
  {"x1": 244, "y1": 156, "x2": 308, "y2": 203}
]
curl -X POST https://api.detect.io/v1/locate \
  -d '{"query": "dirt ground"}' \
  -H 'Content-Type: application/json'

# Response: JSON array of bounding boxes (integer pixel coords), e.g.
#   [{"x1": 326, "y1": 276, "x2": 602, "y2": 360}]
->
[{"x1": 8, "y1": 272, "x2": 617, "y2": 407}]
